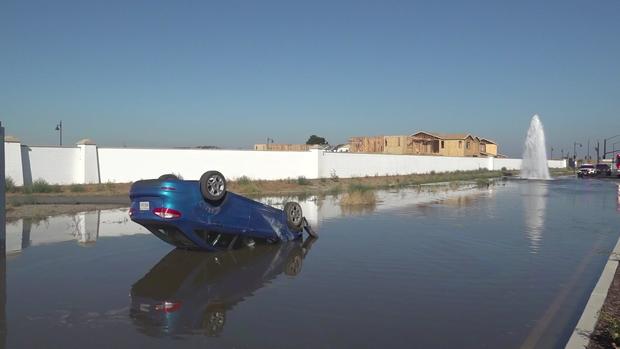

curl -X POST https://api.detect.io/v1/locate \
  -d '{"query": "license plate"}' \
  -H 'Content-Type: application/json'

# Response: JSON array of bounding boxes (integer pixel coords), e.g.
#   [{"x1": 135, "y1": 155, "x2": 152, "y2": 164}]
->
[{"x1": 139, "y1": 201, "x2": 150, "y2": 211}]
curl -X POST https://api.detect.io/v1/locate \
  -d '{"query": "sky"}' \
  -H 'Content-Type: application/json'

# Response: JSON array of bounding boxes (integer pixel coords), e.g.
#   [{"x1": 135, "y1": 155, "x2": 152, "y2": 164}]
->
[{"x1": 1, "y1": 0, "x2": 619, "y2": 157}]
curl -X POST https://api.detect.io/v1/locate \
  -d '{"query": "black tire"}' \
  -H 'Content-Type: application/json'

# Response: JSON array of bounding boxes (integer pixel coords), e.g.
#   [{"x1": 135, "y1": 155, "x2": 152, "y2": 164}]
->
[
  {"x1": 284, "y1": 202, "x2": 303, "y2": 232},
  {"x1": 158, "y1": 174, "x2": 178, "y2": 180},
  {"x1": 200, "y1": 171, "x2": 227, "y2": 203}
]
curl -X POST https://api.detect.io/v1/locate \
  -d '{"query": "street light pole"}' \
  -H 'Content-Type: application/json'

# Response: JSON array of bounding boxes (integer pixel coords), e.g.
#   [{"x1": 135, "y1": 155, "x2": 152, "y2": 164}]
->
[
  {"x1": 573, "y1": 142, "x2": 582, "y2": 173},
  {"x1": 550, "y1": 147, "x2": 554, "y2": 160},
  {"x1": 55, "y1": 121, "x2": 63, "y2": 146}
]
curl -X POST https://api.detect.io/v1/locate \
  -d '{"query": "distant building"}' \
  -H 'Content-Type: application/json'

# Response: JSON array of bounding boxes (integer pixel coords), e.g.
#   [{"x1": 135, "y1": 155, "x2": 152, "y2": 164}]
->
[
  {"x1": 254, "y1": 144, "x2": 311, "y2": 151},
  {"x1": 348, "y1": 132, "x2": 499, "y2": 157}
]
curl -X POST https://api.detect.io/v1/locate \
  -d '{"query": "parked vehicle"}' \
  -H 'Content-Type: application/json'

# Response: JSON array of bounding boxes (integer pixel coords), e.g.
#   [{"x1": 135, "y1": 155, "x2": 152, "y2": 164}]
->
[
  {"x1": 129, "y1": 171, "x2": 317, "y2": 251},
  {"x1": 577, "y1": 164, "x2": 596, "y2": 178},
  {"x1": 129, "y1": 237, "x2": 315, "y2": 337},
  {"x1": 595, "y1": 163, "x2": 612, "y2": 176}
]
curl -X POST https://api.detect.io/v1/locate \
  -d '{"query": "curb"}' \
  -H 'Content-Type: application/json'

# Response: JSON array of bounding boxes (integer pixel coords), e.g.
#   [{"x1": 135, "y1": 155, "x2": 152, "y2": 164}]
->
[{"x1": 565, "y1": 234, "x2": 620, "y2": 349}]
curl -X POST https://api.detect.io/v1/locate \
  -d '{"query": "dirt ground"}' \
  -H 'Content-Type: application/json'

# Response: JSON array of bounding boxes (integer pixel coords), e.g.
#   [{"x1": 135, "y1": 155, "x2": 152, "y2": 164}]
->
[
  {"x1": 588, "y1": 265, "x2": 620, "y2": 349},
  {"x1": 6, "y1": 204, "x2": 126, "y2": 223}
]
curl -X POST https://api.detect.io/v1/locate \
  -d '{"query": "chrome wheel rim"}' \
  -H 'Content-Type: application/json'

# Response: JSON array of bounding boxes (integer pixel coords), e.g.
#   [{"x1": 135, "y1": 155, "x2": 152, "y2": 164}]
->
[
  {"x1": 207, "y1": 175, "x2": 224, "y2": 197},
  {"x1": 289, "y1": 204, "x2": 302, "y2": 225}
]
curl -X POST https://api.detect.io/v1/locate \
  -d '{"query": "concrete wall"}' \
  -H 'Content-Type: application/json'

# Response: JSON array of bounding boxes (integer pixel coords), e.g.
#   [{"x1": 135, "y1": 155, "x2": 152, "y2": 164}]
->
[
  {"x1": 319, "y1": 152, "x2": 493, "y2": 178},
  {"x1": 4, "y1": 141, "x2": 568, "y2": 185},
  {"x1": 4, "y1": 142, "x2": 23, "y2": 186},
  {"x1": 493, "y1": 158, "x2": 566, "y2": 170},
  {"x1": 98, "y1": 148, "x2": 320, "y2": 182},
  {"x1": 26, "y1": 146, "x2": 81, "y2": 185}
]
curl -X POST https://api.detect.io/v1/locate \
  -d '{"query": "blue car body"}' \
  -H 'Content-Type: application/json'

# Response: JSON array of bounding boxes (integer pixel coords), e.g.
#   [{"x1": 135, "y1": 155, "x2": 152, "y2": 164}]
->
[{"x1": 129, "y1": 178, "x2": 309, "y2": 251}]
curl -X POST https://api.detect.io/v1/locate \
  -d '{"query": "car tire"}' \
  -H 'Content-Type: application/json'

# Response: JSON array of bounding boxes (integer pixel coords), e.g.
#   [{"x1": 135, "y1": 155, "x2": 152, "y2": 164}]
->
[
  {"x1": 284, "y1": 202, "x2": 303, "y2": 232},
  {"x1": 158, "y1": 174, "x2": 178, "y2": 180},
  {"x1": 200, "y1": 171, "x2": 227, "y2": 203}
]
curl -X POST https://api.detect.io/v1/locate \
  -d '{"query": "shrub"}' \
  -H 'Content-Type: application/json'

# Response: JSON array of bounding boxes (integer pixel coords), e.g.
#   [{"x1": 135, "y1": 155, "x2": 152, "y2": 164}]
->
[
  {"x1": 105, "y1": 181, "x2": 115, "y2": 191},
  {"x1": 327, "y1": 184, "x2": 342, "y2": 196},
  {"x1": 319, "y1": 177, "x2": 327, "y2": 184},
  {"x1": 476, "y1": 178, "x2": 490, "y2": 188},
  {"x1": 237, "y1": 176, "x2": 251, "y2": 185},
  {"x1": 31, "y1": 179, "x2": 61, "y2": 193},
  {"x1": 330, "y1": 170, "x2": 339, "y2": 182},
  {"x1": 348, "y1": 182, "x2": 372, "y2": 193},
  {"x1": 501, "y1": 166, "x2": 507, "y2": 171},
  {"x1": 340, "y1": 190, "x2": 377, "y2": 206},
  {"x1": 69, "y1": 184, "x2": 86, "y2": 192},
  {"x1": 5, "y1": 177, "x2": 16, "y2": 193},
  {"x1": 297, "y1": 176, "x2": 310, "y2": 185}
]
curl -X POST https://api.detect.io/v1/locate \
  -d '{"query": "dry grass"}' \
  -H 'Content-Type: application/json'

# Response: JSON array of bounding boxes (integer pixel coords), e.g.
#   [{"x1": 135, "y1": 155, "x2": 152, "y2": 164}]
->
[
  {"x1": 339, "y1": 182, "x2": 377, "y2": 208},
  {"x1": 339, "y1": 190, "x2": 377, "y2": 206},
  {"x1": 5, "y1": 169, "x2": 509, "y2": 200},
  {"x1": 6, "y1": 181, "x2": 131, "y2": 196}
]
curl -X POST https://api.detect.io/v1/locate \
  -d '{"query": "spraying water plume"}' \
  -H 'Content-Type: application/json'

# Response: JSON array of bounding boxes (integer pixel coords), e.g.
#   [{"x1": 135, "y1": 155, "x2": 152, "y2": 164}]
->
[{"x1": 521, "y1": 115, "x2": 550, "y2": 180}]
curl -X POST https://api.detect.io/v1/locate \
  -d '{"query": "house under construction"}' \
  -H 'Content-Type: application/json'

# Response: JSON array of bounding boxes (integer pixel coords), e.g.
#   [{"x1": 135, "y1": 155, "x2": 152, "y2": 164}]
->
[{"x1": 349, "y1": 132, "x2": 499, "y2": 157}]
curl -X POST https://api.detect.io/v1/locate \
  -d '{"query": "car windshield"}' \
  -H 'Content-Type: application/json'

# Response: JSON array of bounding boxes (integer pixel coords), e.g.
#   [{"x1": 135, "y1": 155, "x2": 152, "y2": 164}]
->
[{"x1": 579, "y1": 165, "x2": 594, "y2": 169}]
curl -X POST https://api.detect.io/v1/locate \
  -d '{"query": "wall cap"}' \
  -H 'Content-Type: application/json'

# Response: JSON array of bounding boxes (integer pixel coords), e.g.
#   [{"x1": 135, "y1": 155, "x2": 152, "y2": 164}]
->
[
  {"x1": 76, "y1": 138, "x2": 96, "y2": 145},
  {"x1": 4, "y1": 135, "x2": 20, "y2": 143}
]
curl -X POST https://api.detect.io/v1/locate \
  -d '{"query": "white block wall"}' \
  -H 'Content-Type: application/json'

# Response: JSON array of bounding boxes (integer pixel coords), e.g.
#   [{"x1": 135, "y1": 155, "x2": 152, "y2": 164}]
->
[
  {"x1": 97, "y1": 148, "x2": 320, "y2": 182},
  {"x1": 4, "y1": 142, "x2": 24, "y2": 185},
  {"x1": 493, "y1": 158, "x2": 566, "y2": 170},
  {"x1": 4, "y1": 141, "x2": 568, "y2": 185},
  {"x1": 320, "y1": 152, "x2": 493, "y2": 178},
  {"x1": 27, "y1": 146, "x2": 81, "y2": 185}
]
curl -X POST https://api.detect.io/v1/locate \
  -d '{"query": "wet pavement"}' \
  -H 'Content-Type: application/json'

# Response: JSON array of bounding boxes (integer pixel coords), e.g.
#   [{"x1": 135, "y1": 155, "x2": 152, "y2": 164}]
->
[{"x1": 2, "y1": 178, "x2": 620, "y2": 348}]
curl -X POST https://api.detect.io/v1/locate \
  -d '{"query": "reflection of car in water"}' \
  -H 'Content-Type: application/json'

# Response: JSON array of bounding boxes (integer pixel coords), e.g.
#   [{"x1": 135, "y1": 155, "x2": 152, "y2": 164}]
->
[{"x1": 129, "y1": 237, "x2": 316, "y2": 337}]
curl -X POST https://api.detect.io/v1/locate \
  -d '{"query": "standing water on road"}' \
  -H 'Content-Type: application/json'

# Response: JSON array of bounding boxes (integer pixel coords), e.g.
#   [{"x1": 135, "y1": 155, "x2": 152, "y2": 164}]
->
[
  {"x1": 522, "y1": 114, "x2": 551, "y2": 180},
  {"x1": 2, "y1": 179, "x2": 620, "y2": 348}
]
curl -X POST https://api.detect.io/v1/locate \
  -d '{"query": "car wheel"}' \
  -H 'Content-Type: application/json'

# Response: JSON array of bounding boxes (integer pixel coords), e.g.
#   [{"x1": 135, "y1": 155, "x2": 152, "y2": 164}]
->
[
  {"x1": 200, "y1": 171, "x2": 227, "y2": 203},
  {"x1": 284, "y1": 202, "x2": 303, "y2": 232},
  {"x1": 158, "y1": 174, "x2": 178, "y2": 180}
]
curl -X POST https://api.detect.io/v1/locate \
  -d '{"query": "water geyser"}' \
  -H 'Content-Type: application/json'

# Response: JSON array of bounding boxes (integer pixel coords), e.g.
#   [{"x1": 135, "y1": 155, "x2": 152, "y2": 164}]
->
[{"x1": 521, "y1": 114, "x2": 550, "y2": 180}]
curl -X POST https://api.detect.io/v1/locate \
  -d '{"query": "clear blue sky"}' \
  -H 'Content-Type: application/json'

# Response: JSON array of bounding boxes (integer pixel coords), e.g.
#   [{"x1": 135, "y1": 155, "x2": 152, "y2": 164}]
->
[{"x1": 1, "y1": 0, "x2": 619, "y2": 157}]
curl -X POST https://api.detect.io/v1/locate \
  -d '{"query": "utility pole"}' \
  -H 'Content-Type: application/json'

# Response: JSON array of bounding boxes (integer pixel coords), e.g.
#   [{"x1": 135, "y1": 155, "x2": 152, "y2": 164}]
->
[
  {"x1": 0, "y1": 120, "x2": 5, "y2": 349},
  {"x1": 550, "y1": 147, "x2": 554, "y2": 160},
  {"x1": 573, "y1": 142, "x2": 582, "y2": 172},
  {"x1": 55, "y1": 121, "x2": 63, "y2": 146}
]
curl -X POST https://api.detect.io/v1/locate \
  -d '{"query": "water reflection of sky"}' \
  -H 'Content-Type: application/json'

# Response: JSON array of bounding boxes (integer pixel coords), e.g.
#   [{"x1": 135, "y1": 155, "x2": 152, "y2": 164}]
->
[{"x1": 3, "y1": 179, "x2": 620, "y2": 349}]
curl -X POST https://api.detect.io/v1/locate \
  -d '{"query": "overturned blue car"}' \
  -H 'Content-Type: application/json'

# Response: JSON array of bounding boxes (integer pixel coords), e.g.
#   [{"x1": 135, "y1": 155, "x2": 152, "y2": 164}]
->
[{"x1": 129, "y1": 171, "x2": 317, "y2": 251}]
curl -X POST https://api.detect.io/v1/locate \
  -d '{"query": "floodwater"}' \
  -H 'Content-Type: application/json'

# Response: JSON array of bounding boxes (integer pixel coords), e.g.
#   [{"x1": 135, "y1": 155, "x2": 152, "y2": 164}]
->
[{"x1": 2, "y1": 178, "x2": 620, "y2": 348}]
